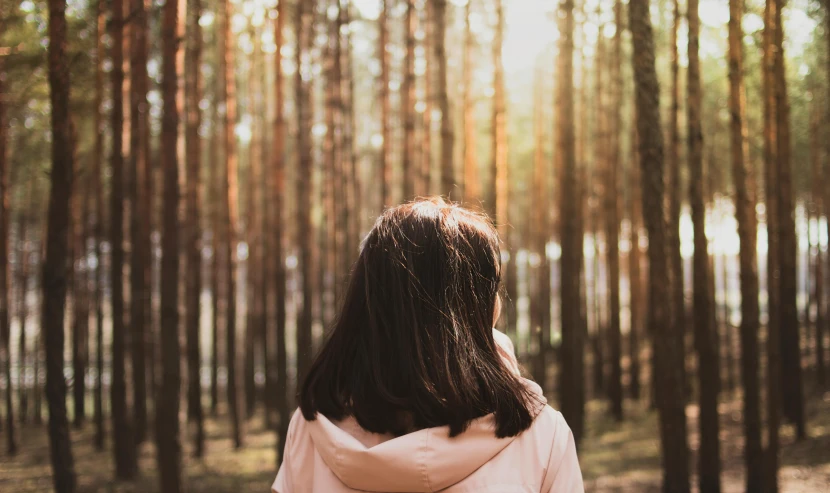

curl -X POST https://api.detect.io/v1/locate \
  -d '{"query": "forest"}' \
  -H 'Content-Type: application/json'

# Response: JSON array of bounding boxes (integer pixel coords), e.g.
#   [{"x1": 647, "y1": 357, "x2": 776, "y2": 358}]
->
[{"x1": 1, "y1": 0, "x2": 829, "y2": 491}]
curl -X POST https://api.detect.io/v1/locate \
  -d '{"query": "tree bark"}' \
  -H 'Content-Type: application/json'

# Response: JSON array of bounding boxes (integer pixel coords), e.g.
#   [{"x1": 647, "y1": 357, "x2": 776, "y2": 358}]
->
[
  {"x1": 221, "y1": 0, "x2": 244, "y2": 449},
  {"x1": 45, "y1": 0, "x2": 77, "y2": 486},
  {"x1": 812, "y1": 95, "x2": 826, "y2": 387},
  {"x1": 295, "y1": 0, "x2": 315, "y2": 389},
  {"x1": 128, "y1": 0, "x2": 150, "y2": 445},
  {"x1": 110, "y1": 0, "x2": 138, "y2": 477},
  {"x1": 558, "y1": 0, "x2": 584, "y2": 445},
  {"x1": 605, "y1": 0, "x2": 623, "y2": 422},
  {"x1": 763, "y1": 0, "x2": 781, "y2": 489},
  {"x1": 728, "y1": 0, "x2": 763, "y2": 470},
  {"x1": 402, "y1": 0, "x2": 416, "y2": 200},
  {"x1": 16, "y1": 191, "x2": 31, "y2": 425},
  {"x1": 462, "y1": 0, "x2": 479, "y2": 204},
  {"x1": 688, "y1": 0, "x2": 722, "y2": 489},
  {"x1": 630, "y1": 0, "x2": 691, "y2": 490},
  {"x1": 156, "y1": 0, "x2": 184, "y2": 486},
  {"x1": 433, "y1": 0, "x2": 454, "y2": 196},
  {"x1": 185, "y1": 0, "x2": 205, "y2": 457},
  {"x1": 71, "y1": 149, "x2": 90, "y2": 430},
  {"x1": 378, "y1": 0, "x2": 391, "y2": 208},
  {"x1": 210, "y1": 43, "x2": 221, "y2": 418},
  {"x1": 628, "y1": 118, "x2": 643, "y2": 401},
  {"x1": 0, "y1": 15, "x2": 16, "y2": 454},
  {"x1": 273, "y1": 0, "x2": 289, "y2": 464},
  {"x1": 773, "y1": 0, "x2": 806, "y2": 439},
  {"x1": 93, "y1": 0, "x2": 106, "y2": 448}
]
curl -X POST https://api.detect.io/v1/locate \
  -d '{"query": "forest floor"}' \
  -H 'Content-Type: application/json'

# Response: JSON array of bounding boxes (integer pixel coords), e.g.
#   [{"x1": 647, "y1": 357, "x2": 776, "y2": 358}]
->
[{"x1": 1, "y1": 389, "x2": 829, "y2": 493}]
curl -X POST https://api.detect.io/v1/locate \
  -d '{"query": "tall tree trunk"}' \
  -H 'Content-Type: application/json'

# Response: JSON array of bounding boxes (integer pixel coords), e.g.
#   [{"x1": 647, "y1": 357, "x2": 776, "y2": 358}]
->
[
  {"x1": 210, "y1": 50, "x2": 221, "y2": 418},
  {"x1": 93, "y1": 0, "x2": 106, "y2": 448},
  {"x1": 530, "y1": 61, "x2": 550, "y2": 391},
  {"x1": 605, "y1": 0, "x2": 623, "y2": 422},
  {"x1": 295, "y1": 0, "x2": 315, "y2": 390},
  {"x1": 273, "y1": 0, "x2": 289, "y2": 463},
  {"x1": 667, "y1": 0, "x2": 687, "y2": 402},
  {"x1": 462, "y1": 0, "x2": 479, "y2": 204},
  {"x1": 773, "y1": 0, "x2": 806, "y2": 439},
  {"x1": 221, "y1": 0, "x2": 243, "y2": 449},
  {"x1": 0, "y1": 26, "x2": 15, "y2": 455},
  {"x1": 688, "y1": 0, "x2": 722, "y2": 489},
  {"x1": 763, "y1": 0, "x2": 781, "y2": 489},
  {"x1": 157, "y1": 0, "x2": 184, "y2": 486},
  {"x1": 185, "y1": 0, "x2": 204, "y2": 457},
  {"x1": 402, "y1": 0, "x2": 416, "y2": 200},
  {"x1": 378, "y1": 0, "x2": 391, "y2": 208},
  {"x1": 824, "y1": 0, "x2": 830, "y2": 389},
  {"x1": 420, "y1": 0, "x2": 432, "y2": 197},
  {"x1": 16, "y1": 193, "x2": 31, "y2": 424},
  {"x1": 812, "y1": 95, "x2": 826, "y2": 387},
  {"x1": 129, "y1": 0, "x2": 149, "y2": 445},
  {"x1": 0, "y1": 23, "x2": 15, "y2": 454},
  {"x1": 71, "y1": 155, "x2": 90, "y2": 430},
  {"x1": 592, "y1": 18, "x2": 607, "y2": 400},
  {"x1": 433, "y1": 0, "x2": 454, "y2": 196},
  {"x1": 630, "y1": 0, "x2": 691, "y2": 490},
  {"x1": 45, "y1": 0, "x2": 77, "y2": 486},
  {"x1": 110, "y1": 0, "x2": 138, "y2": 477},
  {"x1": 628, "y1": 119, "x2": 643, "y2": 400},
  {"x1": 558, "y1": 0, "x2": 584, "y2": 445},
  {"x1": 728, "y1": 0, "x2": 763, "y2": 471}
]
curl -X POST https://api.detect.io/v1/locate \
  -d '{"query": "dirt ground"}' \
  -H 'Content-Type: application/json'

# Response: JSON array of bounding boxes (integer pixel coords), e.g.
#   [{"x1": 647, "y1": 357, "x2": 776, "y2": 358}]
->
[{"x1": 1, "y1": 390, "x2": 829, "y2": 493}]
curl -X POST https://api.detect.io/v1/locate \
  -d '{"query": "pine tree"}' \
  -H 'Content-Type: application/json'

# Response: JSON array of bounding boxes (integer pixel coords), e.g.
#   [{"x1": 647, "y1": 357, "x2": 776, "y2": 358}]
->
[
  {"x1": 433, "y1": 0, "x2": 454, "y2": 196},
  {"x1": 630, "y1": 0, "x2": 690, "y2": 489},
  {"x1": 462, "y1": 0, "x2": 479, "y2": 204},
  {"x1": 44, "y1": 0, "x2": 77, "y2": 487}
]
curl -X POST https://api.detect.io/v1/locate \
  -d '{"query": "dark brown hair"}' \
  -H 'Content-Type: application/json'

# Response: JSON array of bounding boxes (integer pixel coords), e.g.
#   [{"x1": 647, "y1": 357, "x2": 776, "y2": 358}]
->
[{"x1": 299, "y1": 197, "x2": 537, "y2": 438}]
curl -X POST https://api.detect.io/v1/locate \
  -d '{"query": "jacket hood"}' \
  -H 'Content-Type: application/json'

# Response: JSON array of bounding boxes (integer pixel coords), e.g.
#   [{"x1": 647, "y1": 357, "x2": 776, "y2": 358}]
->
[{"x1": 306, "y1": 379, "x2": 547, "y2": 493}]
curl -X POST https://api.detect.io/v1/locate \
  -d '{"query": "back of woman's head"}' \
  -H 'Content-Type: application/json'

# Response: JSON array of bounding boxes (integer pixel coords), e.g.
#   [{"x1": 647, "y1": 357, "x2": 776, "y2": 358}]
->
[{"x1": 299, "y1": 197, "x2": 537, "y2": 438}]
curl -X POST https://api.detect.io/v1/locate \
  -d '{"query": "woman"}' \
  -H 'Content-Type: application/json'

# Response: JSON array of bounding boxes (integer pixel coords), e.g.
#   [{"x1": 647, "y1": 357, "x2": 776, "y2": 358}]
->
[{"x1": 273, "y1": 198, "x2": 583, "y2": 492}]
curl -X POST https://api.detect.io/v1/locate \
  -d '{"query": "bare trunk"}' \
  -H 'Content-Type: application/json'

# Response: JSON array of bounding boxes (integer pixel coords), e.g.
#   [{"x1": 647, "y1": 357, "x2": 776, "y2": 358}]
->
[
  {"x1": 129, "y1": 0, "x2": 150, "y2": 445},
  {"x1": 630, "y1": 0, "x2": 691, "y2": 490},
  {"x1": 45, "y1": 0, "x2": 77, "y2": 486},
  {"x1": 221, "y1": 0, "x2": 244, "y2": 448},
  {"x1": 773, "y1": 0, "x2": 805, "y2": 439},
  {"x1": 93, "y1": 0, "x2": 106, "y2": 448},
  {"x1": 628, "y1": 120, "x2": 643, "y2": 400},
  {"x1": 558, "y1": 0, "x2": 584, "y2": 445},
  {"x1": 688, "y1": 0, "x2": 722, "y2": 488},
  {"x1": 273, "y1": 0, "x2": 289, "y2": 463},
  {"x1": 433, "y1": 0, "x2": 454, "y2": 196},
  {"x1": 110, "y1": 0, "x2": 138, "y2": 476},
  {"x1": 402, "y1": 0, "x2": 416, "y2": 200},
  {"x1": 378, "y1": 0, "x2": 391, "y2": 208},
  {"x1": 462, "y1": 0, "x2": 479, "y2": 204},
  {"x1": 763, "y1": 0, "x2": 781, "y2": 489},
  {"x1": 185, "y1": 0, "x2": 205, "y2": 457}
]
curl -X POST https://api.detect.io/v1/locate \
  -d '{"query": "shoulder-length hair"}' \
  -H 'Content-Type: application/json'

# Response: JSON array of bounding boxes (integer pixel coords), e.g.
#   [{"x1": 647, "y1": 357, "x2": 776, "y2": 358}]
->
[{"x1": 299, "y1": 198, "x2": 537, "y2": 438}]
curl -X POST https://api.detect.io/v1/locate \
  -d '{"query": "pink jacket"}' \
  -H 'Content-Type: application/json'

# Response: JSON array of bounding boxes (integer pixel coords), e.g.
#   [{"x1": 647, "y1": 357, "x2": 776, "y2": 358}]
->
[{"x1": 272, "y1": 331, "x2": 584, "y2": 493}]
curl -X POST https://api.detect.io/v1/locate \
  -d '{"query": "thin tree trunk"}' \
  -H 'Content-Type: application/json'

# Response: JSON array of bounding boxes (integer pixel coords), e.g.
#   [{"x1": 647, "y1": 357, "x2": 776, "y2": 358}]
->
[
  {"x1": 773, "y1": 0, "x2": 806, "y2": 439},
  {"x1": 433, "y1": 0, "x2": 454, "y2": 196},
  {"x1": 378, "y1": 0, "x2": 391, "y2": 208},
  {"x1": 630, "y1": 0, "x2": 691, "y2": 490},
  {"x1": 628, "y1": 119, "x2": 643, "y2": 401},
  {"x1": 812, "y1": 96, "x2": 826, "y2": 387},
  {"x1": 44, "y1": 0, "x2": 77, "y2": 486},
  {"x1": 530, "y1": 61, "x2": 550, "y2": 391},
  {"x1": 295, "y1": 0, "x2": 315, "y2": 390},
  {"x1": 157, "y1": 0, "x2": 184, "y2": 485},
  {"x1": 462, "y1": 0, "x2": 479, "y2": 204},
  {"x1": 273, "y1": 0, "x2": 289, "y2": 463},
  {"x1": 605, "y1": 0, "x2": 623, "y2": 422},
  {"x1": 72, "y1": 154, "x2": 90, "y2": 430},
  {"x1": 93, "y1": 0, "x2": 106, "y2": 447},
  {"x1": 728, "y1": 0, "x2": 763, "y2": 486},
  {"x1": 129, "y1": 0, "x2": 149, "y2": 445},
  {"x1": 0, "y1": 22, "x2": 16, "y2": 453},
  {"x1": 763, "y1": 0, "x2": 781, "y2": 489},
  {"x1": 110, "y1": 0, "x2": 138, "y2": 477},
  {"x1": 688, "y1": 0, "x2": 722, "y2": 488},
  {"x1": 185, "y1": 0, "x2": 204, "y2": 457},
  {"x1": 402, "y1": 0, "x2": 416, "y2": 200},
  {"x1": 16, "y1": 193, "x2": 31, "y2": 424},
  {"x1": 221, "y1": 0, "x2": 243, "y2": 449},
  {"x1": 558, "y1": 0, "x2": 584, "y2": 445},
  {"x1": 825, "y1": 0, "x2": 830, "y2": 389},
  {"x1": 421, "y1": 0, "x2": 432, "y2": 197},
  {"x1": 667, "y1": 0, "x2": 687, "y2": 403},
  {"x1": 210, "y1": 46, "x2": 221, "y2": 418}
]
